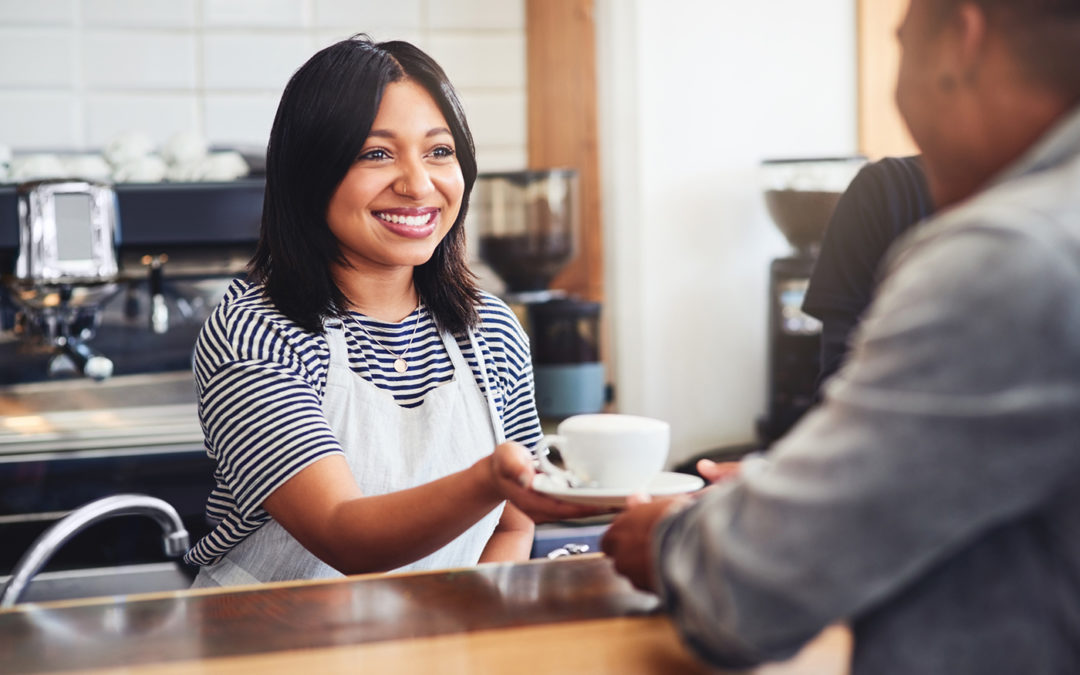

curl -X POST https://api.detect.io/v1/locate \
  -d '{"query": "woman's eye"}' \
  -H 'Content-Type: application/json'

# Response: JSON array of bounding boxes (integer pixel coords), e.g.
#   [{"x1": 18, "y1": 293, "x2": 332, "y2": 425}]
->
[
  {"x1": 358, "y1": 148, "x2": 389, "y2": 161},
  {"x1": 431, "y1": 146, "x2": 456, "y2": 159}
]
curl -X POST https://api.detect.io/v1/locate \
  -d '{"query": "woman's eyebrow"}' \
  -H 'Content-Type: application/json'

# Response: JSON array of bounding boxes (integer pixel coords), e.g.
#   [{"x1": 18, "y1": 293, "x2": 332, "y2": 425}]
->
[{"x1": 367, "y1": 127, "x2": 453, "y2": 139}]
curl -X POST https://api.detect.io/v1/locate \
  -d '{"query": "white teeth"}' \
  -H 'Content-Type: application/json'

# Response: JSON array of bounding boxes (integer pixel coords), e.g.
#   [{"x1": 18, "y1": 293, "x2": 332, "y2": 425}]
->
[{"x1": 378, "y1": 212, "x2": 433, "y2": 227}]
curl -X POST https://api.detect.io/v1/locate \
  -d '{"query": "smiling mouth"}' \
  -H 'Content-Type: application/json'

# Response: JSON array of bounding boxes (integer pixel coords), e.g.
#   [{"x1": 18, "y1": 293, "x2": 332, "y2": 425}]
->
[
  {"x1": 372, "y1": 208, "x2": 440, "y2": 239},
  {"x1": 374, "y1": 211, "x2": 436, "y2": 226}
]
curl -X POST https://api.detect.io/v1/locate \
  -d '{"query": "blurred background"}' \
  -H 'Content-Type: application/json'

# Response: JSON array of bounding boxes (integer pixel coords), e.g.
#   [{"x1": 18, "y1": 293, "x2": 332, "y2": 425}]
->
[{"x1": 0, "y1": 0, "x2": 912, "y2": 467}]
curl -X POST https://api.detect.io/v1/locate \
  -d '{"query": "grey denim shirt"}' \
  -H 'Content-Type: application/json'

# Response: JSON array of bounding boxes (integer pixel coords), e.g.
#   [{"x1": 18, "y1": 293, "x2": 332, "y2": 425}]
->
[{"x1": 655, "y1": 104, "x2": 1080, "y2": 674}]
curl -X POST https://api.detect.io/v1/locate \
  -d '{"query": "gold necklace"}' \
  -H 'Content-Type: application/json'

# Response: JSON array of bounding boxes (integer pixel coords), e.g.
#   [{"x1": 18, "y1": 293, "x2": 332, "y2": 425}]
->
[{"x1": 353, "y1": 303, "x2": 424, "y2": 373}]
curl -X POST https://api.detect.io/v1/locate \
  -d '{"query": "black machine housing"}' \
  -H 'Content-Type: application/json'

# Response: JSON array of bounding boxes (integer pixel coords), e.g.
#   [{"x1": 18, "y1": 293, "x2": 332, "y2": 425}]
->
[{"x1": 0, "y1": 178, "x2": 264, "y2": 576}]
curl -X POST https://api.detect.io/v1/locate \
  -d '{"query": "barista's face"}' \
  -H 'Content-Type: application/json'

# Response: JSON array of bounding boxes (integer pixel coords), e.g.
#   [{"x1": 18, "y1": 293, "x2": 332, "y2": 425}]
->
[{"x1": 326, "y1": 79, "x2": 464, "y2": 274}]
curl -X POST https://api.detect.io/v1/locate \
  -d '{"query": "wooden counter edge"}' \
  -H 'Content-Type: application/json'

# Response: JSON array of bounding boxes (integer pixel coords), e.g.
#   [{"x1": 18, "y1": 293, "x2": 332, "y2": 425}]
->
[
  {"x1": 0, "y1": 554, "x2": 606, "y2": 614},
  {"x1": 58, "y1": 618, "x2": 851, "y2": 675}
]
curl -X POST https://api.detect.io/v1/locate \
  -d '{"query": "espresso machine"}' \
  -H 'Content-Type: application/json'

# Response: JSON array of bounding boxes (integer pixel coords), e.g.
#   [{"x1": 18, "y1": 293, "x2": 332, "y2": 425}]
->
[
  {"x1": 473, "y1": 169, "x2": 605, "y2": 419},
  {"x1": 756, "y1": 157, "x2": 866, "y2": 443},
  {"x1": 0, "y1": 171, "x2": 263, "y2": 583}
]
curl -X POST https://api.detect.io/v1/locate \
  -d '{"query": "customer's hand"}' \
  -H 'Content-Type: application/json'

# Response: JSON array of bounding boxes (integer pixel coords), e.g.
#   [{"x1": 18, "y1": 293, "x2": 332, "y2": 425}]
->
[
  {"x1": 696, "y1": 458, "x2": 741, "y2": 483},
  {"x1": 488, "y1": 441, "x2": 612, "y2": 523},
  {"x1": 601, "y1": 493, "x2": 692, "y2": 592}
]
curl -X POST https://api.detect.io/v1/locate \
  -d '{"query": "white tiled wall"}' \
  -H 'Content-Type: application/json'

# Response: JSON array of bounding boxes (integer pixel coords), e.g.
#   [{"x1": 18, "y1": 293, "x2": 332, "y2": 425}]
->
[{"x1": 0, "y1": 0, "x2": 527, "y2": 172}]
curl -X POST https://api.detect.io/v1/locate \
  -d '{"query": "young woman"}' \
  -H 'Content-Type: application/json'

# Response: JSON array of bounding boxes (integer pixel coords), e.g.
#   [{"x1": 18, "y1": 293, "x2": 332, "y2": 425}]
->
[{"x1": 185, "y1": 36, "x2": 593, "y2": 587}]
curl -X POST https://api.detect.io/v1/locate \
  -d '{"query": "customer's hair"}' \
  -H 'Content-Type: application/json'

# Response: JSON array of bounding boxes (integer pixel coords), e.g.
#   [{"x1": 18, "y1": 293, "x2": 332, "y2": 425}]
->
[
  {"x1": 931, "y1": 0, "x2": 1080, "y2": 102},
  {"x1": 249, "y1": 35, "x2": 481, "y2": 335}
]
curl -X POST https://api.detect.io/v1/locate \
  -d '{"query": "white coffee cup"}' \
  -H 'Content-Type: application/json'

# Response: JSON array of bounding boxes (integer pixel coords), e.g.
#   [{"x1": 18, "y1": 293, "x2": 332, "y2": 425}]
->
[{"x1": 541, "y1": 414, "x2": 669, "y2": 490}]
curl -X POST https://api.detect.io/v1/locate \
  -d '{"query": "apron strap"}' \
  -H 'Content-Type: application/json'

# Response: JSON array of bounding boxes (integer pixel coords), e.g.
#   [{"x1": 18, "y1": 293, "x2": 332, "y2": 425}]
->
[
  {"x1": 326, "y1": 316, "x2": 505, "y2": 445},
  {"x1": 322, "y1": 318, "x2": 351, "y2": 371},
  {"x1": 440, "y1": 329, "x2": 506, "y2": 445}
]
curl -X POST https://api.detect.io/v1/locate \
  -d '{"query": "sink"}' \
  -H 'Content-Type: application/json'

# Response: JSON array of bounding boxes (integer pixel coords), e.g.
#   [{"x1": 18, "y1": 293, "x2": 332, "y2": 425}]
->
[{"x1": 1, "y1": 562, "x2": 195, "y2": 605}]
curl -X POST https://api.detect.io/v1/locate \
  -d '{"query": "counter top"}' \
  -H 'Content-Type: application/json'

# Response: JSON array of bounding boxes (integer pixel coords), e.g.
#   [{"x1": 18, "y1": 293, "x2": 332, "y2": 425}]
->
[
  {"x1": 0, "y1": 555, "x2": 851, "y2": 674},
  {"x1": 0, "y1": 371, "x2": 202, "y2": 456}
]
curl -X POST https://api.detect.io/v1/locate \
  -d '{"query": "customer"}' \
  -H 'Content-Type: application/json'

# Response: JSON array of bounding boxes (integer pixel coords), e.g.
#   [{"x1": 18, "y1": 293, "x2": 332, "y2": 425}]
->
[
  {"x1": 802, "y1": 155, "x2": 934, "y2": 385},
  {"x1": 602, "y1": 1, "x2": 1080, "y2": 672},
  {"x1": 186, "y1": 36, "x2": 593, "y2": 587}
]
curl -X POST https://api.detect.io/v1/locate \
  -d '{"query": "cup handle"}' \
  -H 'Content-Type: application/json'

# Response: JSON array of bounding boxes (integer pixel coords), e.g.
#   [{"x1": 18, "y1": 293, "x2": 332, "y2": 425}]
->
[
  {"x1": 537, "y1": 435, "x2": 567, "y2": 467},
  {"x1": 534, "y1": 435, "x2": 582, "y2": 487},
  {"x1": 535, "y1": 434, "x2": 570, "y2": 477},
  {"x1": 539, "y1": 434, "x2": 566, "y2": 454}
]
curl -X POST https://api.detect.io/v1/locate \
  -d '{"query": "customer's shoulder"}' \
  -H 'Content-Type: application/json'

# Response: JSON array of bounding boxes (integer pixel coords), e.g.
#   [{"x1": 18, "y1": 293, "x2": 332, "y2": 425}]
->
[
  {"x1": 881, "y1": 168, "x2": 1080, "y2": 309},
  {"x1": 985, "y1": 153, "x2": 1080, "y2": 232},
  {"x1": 932, "y1": 157, "x2": 1080, "y2": 254}
]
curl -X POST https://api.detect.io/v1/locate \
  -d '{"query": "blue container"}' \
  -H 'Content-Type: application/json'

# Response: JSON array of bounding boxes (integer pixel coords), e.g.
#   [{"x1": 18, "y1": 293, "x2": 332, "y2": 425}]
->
[{"x1": 533, "y1": 362, "x2": 606, "y2": 418}]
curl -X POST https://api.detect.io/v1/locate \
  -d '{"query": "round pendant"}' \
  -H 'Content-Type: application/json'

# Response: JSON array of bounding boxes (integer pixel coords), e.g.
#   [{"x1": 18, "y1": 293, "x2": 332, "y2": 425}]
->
[{"x1": 394, "y1": 358, "x2": 408, "y2": 373}]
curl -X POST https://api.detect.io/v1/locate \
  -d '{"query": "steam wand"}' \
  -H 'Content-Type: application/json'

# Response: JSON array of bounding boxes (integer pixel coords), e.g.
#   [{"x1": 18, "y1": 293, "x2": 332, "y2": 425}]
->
[
  {"x1": 50, "y1": 336, "x2": 113, "y2": 381},
  {"x1": 146, "y1": 254, "x2": 169, "y2": 334},
  {"x1": 36, "y1": 285, "x2": 114, "y2": 381}
]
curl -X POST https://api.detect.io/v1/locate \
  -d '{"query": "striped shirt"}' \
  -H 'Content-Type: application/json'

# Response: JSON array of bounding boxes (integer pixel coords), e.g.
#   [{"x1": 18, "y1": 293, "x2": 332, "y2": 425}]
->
[{"x1": 185, "y1": 278, "x2": 542, "y2": 566}]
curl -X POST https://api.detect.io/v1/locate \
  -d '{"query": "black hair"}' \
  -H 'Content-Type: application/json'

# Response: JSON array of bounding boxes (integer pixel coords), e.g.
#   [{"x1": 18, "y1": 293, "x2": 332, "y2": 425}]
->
[
  {"x1": 932, "y1": 0, "x2": 1080, "y2": 102},
  {"x1": 248, "y1": 35, "x2": 481, "y2": 335}
]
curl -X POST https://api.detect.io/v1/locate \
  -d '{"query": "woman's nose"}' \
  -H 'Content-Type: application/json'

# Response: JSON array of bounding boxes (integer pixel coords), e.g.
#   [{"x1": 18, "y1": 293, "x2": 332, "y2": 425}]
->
[{"x1": 395, "y1": 160, "x2": 435, "y2": 198}]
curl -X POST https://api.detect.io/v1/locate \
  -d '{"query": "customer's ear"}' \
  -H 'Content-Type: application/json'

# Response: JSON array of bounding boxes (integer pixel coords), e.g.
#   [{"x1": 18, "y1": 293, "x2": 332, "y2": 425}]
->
[{"x1": 951, "y1": 2, "x2": 989, "y2": 87}]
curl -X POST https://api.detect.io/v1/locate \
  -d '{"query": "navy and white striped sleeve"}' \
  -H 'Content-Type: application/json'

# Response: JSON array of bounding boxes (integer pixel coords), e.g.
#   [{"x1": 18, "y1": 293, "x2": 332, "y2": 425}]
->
[{"x1": 194, "y1": 285, "x2": 344, "y2": 519}]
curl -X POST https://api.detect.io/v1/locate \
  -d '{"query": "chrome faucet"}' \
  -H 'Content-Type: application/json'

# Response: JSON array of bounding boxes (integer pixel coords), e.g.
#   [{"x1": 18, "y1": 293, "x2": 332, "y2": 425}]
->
[{"x1": 0, "y1": 494, "x2": 190, "y2": 608}]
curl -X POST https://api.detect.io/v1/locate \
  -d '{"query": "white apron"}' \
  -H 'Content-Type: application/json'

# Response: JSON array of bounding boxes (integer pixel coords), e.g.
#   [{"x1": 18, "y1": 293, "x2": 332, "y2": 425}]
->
[{"x1": 191, "y1": 320, "x2": 506, "y2": 587}]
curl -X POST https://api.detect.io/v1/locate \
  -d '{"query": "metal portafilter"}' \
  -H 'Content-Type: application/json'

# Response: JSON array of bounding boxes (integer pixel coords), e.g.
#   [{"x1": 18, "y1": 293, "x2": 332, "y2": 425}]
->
[{"x1": 6, "y1": 179, "x2": 121, "y2": 379}]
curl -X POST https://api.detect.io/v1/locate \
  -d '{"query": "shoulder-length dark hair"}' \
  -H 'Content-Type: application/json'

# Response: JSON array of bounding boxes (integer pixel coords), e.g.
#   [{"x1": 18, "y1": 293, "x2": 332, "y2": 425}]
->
[{"x1": 248, "y1": 35, "x2": 481, "y2": 335}]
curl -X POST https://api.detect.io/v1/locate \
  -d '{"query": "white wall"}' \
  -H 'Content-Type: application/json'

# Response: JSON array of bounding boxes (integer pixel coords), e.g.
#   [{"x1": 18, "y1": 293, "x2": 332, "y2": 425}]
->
[
  {"x1": 0, "y1": 0, "x2": 527, "y2": 171},
  {"x1": 596, "y1": 0, "x2": 858, "y2": 466}
]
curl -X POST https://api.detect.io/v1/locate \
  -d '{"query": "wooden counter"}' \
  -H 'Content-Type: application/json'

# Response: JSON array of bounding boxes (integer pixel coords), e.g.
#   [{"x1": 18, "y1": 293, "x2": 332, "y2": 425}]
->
[{"x1": 0, "y1": 555, "x2": 850, "y2": 674}]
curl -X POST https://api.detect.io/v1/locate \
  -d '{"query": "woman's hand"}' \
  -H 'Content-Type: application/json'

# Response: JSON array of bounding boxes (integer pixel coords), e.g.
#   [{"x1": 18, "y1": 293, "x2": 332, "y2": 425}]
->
[{"x1": 487, "y1": 441, "x2": 613, "y2": 523}]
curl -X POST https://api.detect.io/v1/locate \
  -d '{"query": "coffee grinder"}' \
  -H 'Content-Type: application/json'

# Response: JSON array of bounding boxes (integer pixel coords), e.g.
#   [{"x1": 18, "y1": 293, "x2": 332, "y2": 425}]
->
[
  {"x1": 756, "y1": 157, "x2": 866, "y2": 443},
  {"x1": 473, "y1": 169, "x2": 605, "y2": 419}
]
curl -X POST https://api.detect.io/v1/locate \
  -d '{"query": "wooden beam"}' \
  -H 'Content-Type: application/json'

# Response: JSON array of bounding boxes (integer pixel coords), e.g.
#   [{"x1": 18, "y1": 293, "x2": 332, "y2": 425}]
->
[
  {"x1": 857, "y1": 0, "x2": 919, "y2": 158},
  {"x1": 525, "y1": 0, "x2": 603, "y2": 301}
]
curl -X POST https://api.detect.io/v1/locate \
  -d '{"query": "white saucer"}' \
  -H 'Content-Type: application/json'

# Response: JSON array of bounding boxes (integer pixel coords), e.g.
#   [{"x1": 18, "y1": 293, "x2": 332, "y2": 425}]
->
[{"x1": 531, "y1": 471, "x2": 706, "y2": 507}]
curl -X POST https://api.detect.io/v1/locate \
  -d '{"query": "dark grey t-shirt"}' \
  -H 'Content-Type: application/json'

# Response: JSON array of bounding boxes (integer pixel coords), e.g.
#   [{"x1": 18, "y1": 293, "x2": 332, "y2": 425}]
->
[
  {"x1": 654, "y1": 106, "x2": 1080, "y2": 674},
  {"x1": 802, "y1": 156, "x2": 934, "y2": 386}
]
